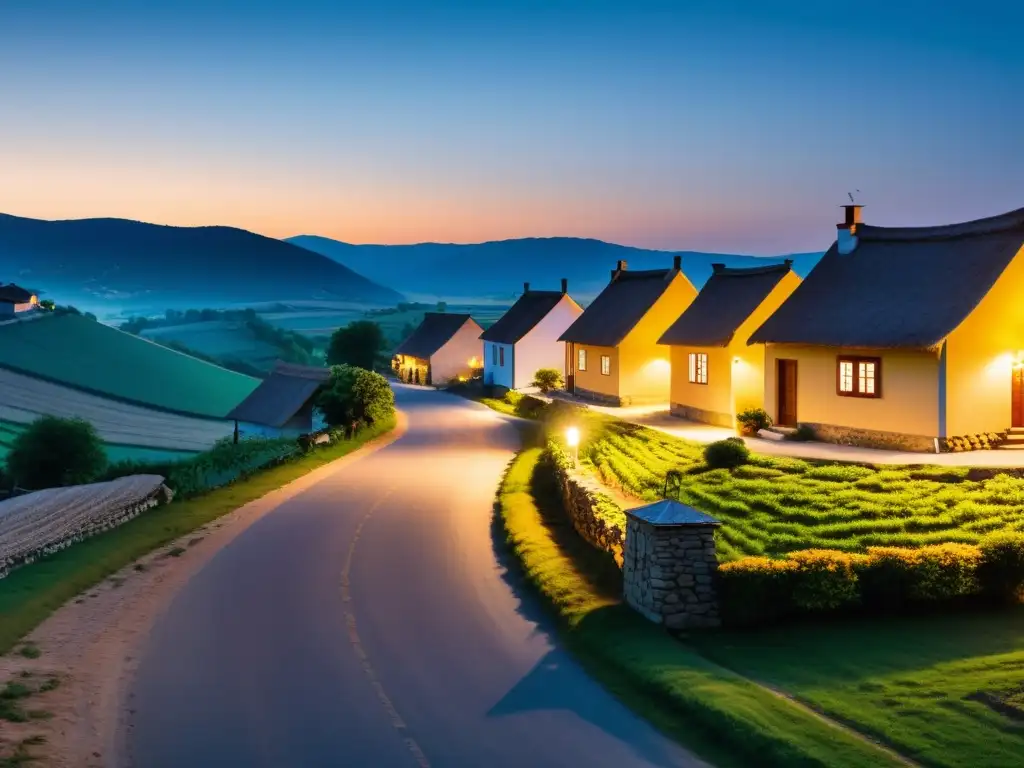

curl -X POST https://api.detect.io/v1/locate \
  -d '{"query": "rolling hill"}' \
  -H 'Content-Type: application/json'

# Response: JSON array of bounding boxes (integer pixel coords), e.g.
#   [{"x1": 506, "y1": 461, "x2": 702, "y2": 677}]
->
[
  {"x1": 0, "y1": 213, "x2": 404, "y2": 312},
  {"x1": 287, "y1": 235, "x2": 824, "y2": 303}
]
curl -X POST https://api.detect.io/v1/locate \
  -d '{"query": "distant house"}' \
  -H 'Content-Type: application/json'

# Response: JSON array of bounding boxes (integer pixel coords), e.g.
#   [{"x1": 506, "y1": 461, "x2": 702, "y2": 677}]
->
[
  {"x1": 659, "y1": 262, "x2": 801, "y2": 428},
  {"x1": 0, "y1": 284, "x2": 38, "y2": 317},
  {"x1": 393, "y1": 312, "x2": 484, "y2": 386},
  {"x1": 226, "y1": 361, "x2": 330, "y2": 439},
  {"x1": 480, "y1": 279, "x2": 583, "y2": 390},
  {"x1": 559, "y1": 257, "x2": 697, "y2": 406},
  {"x1": 749, "y1": 204, "x2": 1024, "y2": 451}
]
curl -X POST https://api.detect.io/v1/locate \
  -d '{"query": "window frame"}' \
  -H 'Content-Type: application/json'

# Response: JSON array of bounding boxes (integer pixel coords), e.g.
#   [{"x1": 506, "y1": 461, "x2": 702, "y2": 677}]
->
[
  {"x1": 499, "y1": 346, "x2": 505, "y2": 366},
  {"x1": 687, "y1": 352, "x2": 708, "y2": 385},
  {"x1": 491, "y1": 344, "x2": 498, "y2": 366},
  {"x1": 600, "y1": 354, "x2": 611, "y2": 376},
  {"x1": 578, "y1": 347, "x2": 587, "y2": 372},
  {"x1": 836, "y1": 355, "x2": 882, "y2": 398}
]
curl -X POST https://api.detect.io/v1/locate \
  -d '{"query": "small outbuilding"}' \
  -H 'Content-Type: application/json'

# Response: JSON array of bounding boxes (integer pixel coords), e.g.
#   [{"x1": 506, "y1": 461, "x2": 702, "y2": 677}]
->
[
  {"x1": 0, "y1": 284, "x2": 38, "y2": 317},
  {"x1": 480, "y1": 279, "x2": 582, "y2": 390},
  {"x1": 226, "y1": 361, "x2": 330, "y2": 439},
  {"x1": 393, "y1": 312, "x2": 484, "y2": 386},
  {"x1": 659, "y1": 261, "x2": 801, "y2": 428},
  {"x1": 558, "y1": 257, "x2": 696, "y2": 406}
]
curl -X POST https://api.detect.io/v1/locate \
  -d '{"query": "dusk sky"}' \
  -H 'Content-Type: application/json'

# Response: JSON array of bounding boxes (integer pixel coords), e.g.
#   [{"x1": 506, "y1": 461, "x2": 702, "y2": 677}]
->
[{"x1": 2, "y1": 1, "x2": 1021, "y2": 254}]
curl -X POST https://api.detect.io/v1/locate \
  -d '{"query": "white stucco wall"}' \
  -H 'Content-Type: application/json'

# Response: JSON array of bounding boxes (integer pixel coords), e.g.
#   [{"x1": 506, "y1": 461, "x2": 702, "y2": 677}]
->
[
  {"x1": 431, "y1": 318, "x2": 485, "y2": 383},
  {"x1": 484, "y1": 341, "x2": 515, "y2": 388},
  {"x1": 513, "y1": 294, "x2": 583, "y2": 389}
]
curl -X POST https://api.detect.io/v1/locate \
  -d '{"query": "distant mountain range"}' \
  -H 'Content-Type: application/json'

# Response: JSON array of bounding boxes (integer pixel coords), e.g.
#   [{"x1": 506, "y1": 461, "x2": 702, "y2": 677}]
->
[
  {"x1": 287, "y1": 235, "x2": 825, "y2": 302},
  {"x1": 0, "y1": 213, "x2": 403, "y2": 313}
]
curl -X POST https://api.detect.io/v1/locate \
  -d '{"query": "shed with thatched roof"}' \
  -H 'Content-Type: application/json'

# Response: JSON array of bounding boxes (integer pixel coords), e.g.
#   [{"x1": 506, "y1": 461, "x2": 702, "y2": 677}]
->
[
  {"x1": 558, "y1": 257, "x2": 696, "y2": 406},
  {"x1": 748, "y1": 204, "x2": 1024, "y2": 451},
  {"x1": 658, "y1": 261, "x2": 800, "y2": 428}
]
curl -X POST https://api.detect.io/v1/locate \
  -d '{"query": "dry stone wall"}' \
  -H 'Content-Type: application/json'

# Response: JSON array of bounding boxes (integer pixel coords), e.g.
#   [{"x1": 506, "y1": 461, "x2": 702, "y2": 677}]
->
[{"x1": 550, "y1": 450, "x2": 625, "y2": 566}]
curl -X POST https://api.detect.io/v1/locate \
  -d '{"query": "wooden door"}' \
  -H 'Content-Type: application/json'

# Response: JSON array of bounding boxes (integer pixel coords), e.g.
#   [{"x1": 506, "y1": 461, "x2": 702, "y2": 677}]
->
[
  {"x1": 566, "y1": 343, "x2": 576, "y2": 393},
  {"x1": 1013, "y1": 366, "x2": 1024, "y2": 428},
  {"x1": 777, "y1": 359, "x2": 798, "y2": 427}
]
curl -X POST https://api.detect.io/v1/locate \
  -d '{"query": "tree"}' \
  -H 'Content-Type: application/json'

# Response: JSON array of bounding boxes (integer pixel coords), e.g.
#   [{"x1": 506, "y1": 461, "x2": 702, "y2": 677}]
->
[
  {"x1": 6, "y1": 416, "x2": 107, "y2": 490},
  {"x1": 436, "y1": 301, "x2": 448, "y2": 313},
  {"x1": 316, "y1": 365, "x2": 395, "y2": 431},
  {"x1": 532, "y1": 368, "x2": 564, "y2": 393},
  {"x1": 39, "y1": 299, "x2": 55, "y2": 311},
  {"x1": 326, "y1": 321, "x2": 385, "y2": 370}
]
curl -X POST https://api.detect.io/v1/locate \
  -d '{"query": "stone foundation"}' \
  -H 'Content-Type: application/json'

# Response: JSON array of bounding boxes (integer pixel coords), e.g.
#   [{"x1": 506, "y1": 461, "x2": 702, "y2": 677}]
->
[
  {"x1": 622, "y1": 519, "x2": 721, "y2": 629},
  {"x1": 573, "y1": 386, "x2": 624, "y2": 407},
  {"x1": 670, "y1": 402, "x2": 733, "y2": 428},
  {"x1": 806, "y1": 422, "x2": 937, "y2": 453}
]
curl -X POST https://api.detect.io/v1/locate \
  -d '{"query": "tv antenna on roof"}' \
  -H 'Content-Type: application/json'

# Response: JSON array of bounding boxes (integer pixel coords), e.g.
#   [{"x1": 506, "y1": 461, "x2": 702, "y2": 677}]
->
[{"x1": 847, "y1": 190, "x2": 861, "y2": 204}]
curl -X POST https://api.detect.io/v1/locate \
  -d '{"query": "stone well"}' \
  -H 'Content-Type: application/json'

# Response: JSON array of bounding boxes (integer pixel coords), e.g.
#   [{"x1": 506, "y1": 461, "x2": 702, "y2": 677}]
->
[{"x1": 622, "y1": 499, "x2": 722, "y2": 630}]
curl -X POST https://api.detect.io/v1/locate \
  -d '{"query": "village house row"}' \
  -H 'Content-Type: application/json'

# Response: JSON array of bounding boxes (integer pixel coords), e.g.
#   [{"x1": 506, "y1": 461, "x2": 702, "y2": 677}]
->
[{"x1": 393, "y1": 204, "x2": 1024, "y2": 453}]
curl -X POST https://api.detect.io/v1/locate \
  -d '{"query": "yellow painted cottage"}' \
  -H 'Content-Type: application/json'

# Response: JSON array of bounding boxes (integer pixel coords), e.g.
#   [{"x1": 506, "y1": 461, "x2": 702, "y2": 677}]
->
[
  {"x1": 749, "y1": 204, "x2": 1024, "y2": 451},
  {"x1": 559, "y1": 257, "x2": 696, "y2": 406},
  {"x1": 658, "y1": 261, "x2": 801, "y2": 427}
]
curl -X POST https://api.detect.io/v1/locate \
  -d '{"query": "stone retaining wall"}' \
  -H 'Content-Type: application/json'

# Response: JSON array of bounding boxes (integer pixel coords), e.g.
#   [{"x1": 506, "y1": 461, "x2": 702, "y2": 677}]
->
[
  {"x1": 550, "y1": 451, "x2": 625, "y2": 566},
  {"x1": 572, "y1": 386, "x2": 624, "y2": 407}
]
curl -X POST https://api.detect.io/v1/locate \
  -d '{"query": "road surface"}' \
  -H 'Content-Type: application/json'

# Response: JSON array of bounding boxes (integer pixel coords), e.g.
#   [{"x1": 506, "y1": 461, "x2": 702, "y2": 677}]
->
[{"x1": 127, "y1": 385, "x2": 702, "y2": 768}]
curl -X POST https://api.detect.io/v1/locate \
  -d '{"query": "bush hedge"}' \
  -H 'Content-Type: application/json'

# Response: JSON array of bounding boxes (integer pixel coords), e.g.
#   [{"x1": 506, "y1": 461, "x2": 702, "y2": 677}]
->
[
  {"x1": 703, "y1": 438, "x2": 750, "y2": 469},
  {"x1": 719, "y1": 534, "x2": 1024, "y2": 626}
]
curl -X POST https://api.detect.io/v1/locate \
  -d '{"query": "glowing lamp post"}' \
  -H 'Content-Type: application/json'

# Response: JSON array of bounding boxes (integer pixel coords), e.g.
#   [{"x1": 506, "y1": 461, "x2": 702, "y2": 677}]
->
[{"x1": 566, "y1": 426, "x2": 580, "y2": 466}]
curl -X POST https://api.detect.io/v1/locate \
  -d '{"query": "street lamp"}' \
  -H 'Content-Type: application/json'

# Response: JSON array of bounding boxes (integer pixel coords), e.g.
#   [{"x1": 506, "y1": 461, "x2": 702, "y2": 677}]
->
[{"x1": 566, "y1": 426, "x2": 580, "y2": 466}]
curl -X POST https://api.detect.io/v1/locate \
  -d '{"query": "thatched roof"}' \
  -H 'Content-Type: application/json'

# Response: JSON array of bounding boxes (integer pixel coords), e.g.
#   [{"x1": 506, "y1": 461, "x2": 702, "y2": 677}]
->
[
  {"x1": 0, "y1": 283, "x2": 35, "y2": 303},
  {"x1": 480, "y1": 290, "x2": 568, "y2": 344},
  {"x1": 226, "y1": 361, "x2": 329, "y2": 427},
  {"x1": 749, "y1": 206, "x2": 1024, "y2": 349},
  {"x1": 394, "y1": 312, "x2": 474, "y2": 359},
  {"x1": 658, "y1": 262, "x2": 792, "y2": 347},
  {"x1": 559, "y1": 264, "x2": 685, "y2": 347}
]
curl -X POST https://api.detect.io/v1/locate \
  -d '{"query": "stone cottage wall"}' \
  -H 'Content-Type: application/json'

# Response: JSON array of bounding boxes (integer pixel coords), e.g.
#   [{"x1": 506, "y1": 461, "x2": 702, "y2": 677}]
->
[{"x1": 622, "y1": 518, "x2": 721, "y2": 630}]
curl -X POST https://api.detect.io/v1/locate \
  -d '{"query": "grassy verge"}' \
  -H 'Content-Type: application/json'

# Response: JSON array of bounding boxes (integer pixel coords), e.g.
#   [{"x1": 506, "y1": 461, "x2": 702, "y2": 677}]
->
[
  {"x1": 497, "y1": 447, "x2": 905, "y2": 768},
  {"x1": 0, "y1": 416, "x2": 396, "y2": 653}
]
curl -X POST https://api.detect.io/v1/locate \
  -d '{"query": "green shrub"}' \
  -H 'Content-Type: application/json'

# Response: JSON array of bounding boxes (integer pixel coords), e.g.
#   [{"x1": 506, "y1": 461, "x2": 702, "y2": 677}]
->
[
  {"x1": 532, "y1": 367, "x2": 564, "y2": 393},
  {"x1": 703, "y1": 439, "x2": 750, "y2": 469},
  {"x1": 503, "y1": 389, "x2": 524, "y2": 406},
  {"x1": 6, "y1": 415, "x2": 107, "y2": 490},
  {"x1": 859, "y1": 544, "x2": 980, "y2": 608},
  {"x1": 788, "y1": 424, "x2": 816, "y2": 441},
  {"x1": 736, "y1": 407, "x2": 772, "y2": 434},
  {"x1": 787, "y1": 549, "x2": 864, "y2": 612},
  {"x1": 514, "y1": 394, "x2": 547, "y2": 419},
  {"x1": 317, "y1": 365, "x2": 395, "y2": 429},
  {"x1": 977, "y1": 532, "x2": 1024, "y2": 604},
  {"x1": 718, "y1": 556, "x2": 798, "y2": 626},
  {"x1": 541, "y1": 399, "x2": 585, "y2": 429}
]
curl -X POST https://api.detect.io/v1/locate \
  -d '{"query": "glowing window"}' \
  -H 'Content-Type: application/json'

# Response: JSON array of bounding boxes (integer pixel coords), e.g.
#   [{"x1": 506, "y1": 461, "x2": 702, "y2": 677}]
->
[
  {"x1": 578, "y1": 348, "x2": 587, "y2": 371},
  {"x1": 836, "y1": 356, "x2": 881, "y2": 398},
  {"x1": 600, "y1": 355, "x2": 611, "y2": 375},
  {"x1": 688, "y1": 353, "x2": 707, "y2": 385}
]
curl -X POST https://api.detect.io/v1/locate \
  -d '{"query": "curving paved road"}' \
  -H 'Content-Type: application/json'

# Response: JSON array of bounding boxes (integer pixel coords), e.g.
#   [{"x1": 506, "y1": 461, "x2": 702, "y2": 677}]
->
[{"x1": 126, "y1": 384, "x2": 703, "y2": 768}]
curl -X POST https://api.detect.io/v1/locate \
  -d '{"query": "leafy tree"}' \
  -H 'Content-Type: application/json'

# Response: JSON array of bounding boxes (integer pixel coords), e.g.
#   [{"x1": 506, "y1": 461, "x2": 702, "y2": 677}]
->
[
  {"x1": 6, "y1": 416, "x2": 107, "y2": 490},
  {"x1": 39, "y1": 299, "x2": 55, "y2": 311},
  {"x1": 436, "y1": 301, "x2": 448, "y2": 313},
  {"x1": 326, "y1": 320, "x2": 385, "y2": 370},
  {"x1": 317, "y1": 365, "x2": 395, "y2": 430},
  {"x1": 532, "y1": 368, "x2": 564, "y2": 393}
]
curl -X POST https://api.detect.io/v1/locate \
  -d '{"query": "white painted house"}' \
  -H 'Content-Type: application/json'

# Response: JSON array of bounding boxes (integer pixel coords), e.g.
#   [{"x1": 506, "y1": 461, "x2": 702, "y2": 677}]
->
[{"x1": 480, "y1": 280, "x2": 583, "y2": 390}]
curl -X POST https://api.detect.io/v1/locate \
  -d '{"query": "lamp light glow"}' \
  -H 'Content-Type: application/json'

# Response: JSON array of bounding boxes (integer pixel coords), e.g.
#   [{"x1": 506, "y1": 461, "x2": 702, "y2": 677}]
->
[{"x1": 566, "y1": 426, "x2": 580, "y2": 447}]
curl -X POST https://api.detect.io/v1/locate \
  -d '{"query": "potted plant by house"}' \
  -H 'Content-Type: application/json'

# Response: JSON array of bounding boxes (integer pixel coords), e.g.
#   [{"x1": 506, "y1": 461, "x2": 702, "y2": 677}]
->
[{"x1": 736, "y1": 407, "x2": 772, "y2": 437}]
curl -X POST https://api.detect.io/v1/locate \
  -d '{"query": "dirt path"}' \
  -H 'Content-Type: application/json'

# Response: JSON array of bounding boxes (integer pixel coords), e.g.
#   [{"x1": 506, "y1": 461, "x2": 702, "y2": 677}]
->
[{"x1": 0, "y1": 416, "x2": 406, "y2": 768}]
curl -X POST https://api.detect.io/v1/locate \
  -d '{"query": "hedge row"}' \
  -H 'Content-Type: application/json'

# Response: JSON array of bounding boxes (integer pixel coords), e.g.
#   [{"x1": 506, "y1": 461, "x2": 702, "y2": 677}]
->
[{"x1": 718, "y1": 533, "x2": 1024, "y2": 626}]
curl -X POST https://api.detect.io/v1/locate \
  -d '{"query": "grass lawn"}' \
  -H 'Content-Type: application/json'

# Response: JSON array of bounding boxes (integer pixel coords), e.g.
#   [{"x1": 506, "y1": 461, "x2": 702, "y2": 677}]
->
[
  {"x1": 0, "y1": 416, "x2": 395, "y2": 654},
  {"x1": 569, "y1": 413, "x2": 1024, "y2": 561},
  {"x1": 498, "y1": 447, "x2": 905, "y2": 768},
  {"x1": 692, "y1": 610, "x2": 1024, "y2": 768}
]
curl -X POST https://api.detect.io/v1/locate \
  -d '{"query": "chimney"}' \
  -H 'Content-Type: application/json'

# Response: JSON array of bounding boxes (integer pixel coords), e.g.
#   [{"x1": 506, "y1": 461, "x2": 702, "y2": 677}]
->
[
  {"x1": 783, "y1": 258, "x2": 793, "y2": 268},
  {"x1": 523, "y1": 282, "x2": 530, "y2": 294},
  {"x1": 560, "y1": 278, "x2": 568, "y2": 294},
  {"x1": 837, "y1": 204, "x2": 864, "y2": 255},
  {"x1": 673, "y1": 255, "x2": 682, "y2": 270},
  {"x1": 711, "y1": 262, "x2": 725, "y2": 273},
  {"x1": 611, "y1": 259, "x2": 628, "y2": 281}
]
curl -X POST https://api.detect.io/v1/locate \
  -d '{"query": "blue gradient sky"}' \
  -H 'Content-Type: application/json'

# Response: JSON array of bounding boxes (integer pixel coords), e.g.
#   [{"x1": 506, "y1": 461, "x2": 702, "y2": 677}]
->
[{"x1": 1, "y1": 1, "x2": 1020, "y2": 253}]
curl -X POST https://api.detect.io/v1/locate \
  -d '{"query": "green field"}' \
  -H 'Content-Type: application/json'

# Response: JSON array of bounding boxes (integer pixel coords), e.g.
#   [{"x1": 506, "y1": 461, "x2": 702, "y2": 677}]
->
[
  {"x1": 567, "y1": 414, "x2": 1024, "y2": 562},
  {"x1": 0, "y1": 314, "x2": 259, "y2": 418},
  {"x1": 141, "y1": 321, "x2": 280, "y2": 367}
]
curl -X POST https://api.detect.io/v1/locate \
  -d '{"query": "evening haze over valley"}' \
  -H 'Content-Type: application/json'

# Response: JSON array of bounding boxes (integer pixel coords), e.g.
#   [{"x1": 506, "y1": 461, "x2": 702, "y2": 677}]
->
[{"x1": 2, "y1": 3, "x2": 1024, "y2": 768}]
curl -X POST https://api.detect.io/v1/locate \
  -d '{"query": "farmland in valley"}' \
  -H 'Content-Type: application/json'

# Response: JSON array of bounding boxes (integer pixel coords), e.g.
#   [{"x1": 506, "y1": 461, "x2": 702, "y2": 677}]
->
[
  {"x1": 0, "y1": 313, "x2": 259, "y2": 418},
  {"x1": 141, "y1": 320, "x2": 281, "y2": 369}
]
